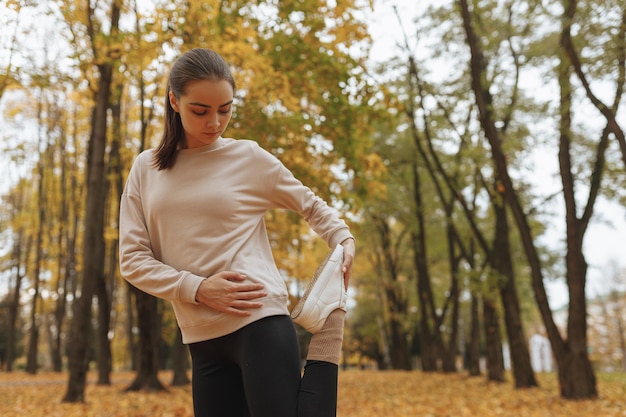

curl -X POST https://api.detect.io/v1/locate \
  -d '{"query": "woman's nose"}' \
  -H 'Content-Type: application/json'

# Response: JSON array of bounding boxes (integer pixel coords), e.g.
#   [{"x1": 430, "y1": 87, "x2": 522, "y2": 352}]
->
[{"x1": 206, "y1": 113, "x2": 219, "y2": 127}]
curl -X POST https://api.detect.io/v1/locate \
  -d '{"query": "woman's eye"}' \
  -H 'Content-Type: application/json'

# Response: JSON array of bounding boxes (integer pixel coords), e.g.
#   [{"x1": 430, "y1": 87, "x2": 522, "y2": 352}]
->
[
  {"x1": 219, "y1": 107, "x2": 231, "y2": 114},
  {"x1": 192, "y1": 110, "x2": 207, "y2": 116}
]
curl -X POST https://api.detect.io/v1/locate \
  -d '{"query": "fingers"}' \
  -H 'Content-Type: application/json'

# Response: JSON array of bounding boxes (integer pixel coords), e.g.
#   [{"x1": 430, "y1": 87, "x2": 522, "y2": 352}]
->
[
  {"x1": 222, "y1": 298, "x2": 265, "y2": 316},
  {"x1": 196, "y1": 272, "x2": 268, "y2": 316},
  {"x1": 220, "y1": 271, "x2": 266, "y2": 295},
  {"x1": 341, "y1": 258, "x2": 351, "y2": 290},
  {"x1": 341, "y1": 238, "x2": 355, "y2": 289}
]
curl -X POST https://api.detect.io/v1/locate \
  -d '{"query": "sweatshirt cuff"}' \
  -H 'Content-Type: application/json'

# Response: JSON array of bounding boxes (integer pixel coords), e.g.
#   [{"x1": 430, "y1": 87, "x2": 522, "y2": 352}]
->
[
  {"x1": 180, "y1": 272, "x2": 207, "y2": 304},
  {"x1": 330, "y1": 230, "x2": 354, "y2": 248}
]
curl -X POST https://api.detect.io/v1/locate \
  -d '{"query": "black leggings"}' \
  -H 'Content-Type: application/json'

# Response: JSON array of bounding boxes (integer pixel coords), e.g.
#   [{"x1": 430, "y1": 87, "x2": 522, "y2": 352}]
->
[{"x1": 188, "y1": 315, "x2": 338, "y2": 417}]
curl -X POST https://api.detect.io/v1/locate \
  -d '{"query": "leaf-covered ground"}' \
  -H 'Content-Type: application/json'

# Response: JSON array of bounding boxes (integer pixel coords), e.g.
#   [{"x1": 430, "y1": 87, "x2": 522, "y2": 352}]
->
[{"x1": 0, "y1": 370, "x2": 624, "y2": 416}]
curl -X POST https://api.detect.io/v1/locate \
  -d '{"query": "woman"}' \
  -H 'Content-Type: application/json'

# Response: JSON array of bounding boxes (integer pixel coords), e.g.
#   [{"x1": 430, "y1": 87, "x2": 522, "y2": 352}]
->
[{"x1": 119, "y1": 48, "x2": 355, "y2": 417}]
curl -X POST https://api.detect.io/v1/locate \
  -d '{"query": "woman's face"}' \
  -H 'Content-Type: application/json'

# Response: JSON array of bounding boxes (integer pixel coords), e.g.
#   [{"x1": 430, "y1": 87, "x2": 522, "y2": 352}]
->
[{"x1": 169, "y1": 79, "x2": 234, "y2": 148}]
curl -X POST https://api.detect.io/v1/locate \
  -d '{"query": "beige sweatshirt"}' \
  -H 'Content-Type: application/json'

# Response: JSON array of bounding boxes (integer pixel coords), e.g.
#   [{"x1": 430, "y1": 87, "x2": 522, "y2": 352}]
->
[{"x1": 119, "y1": 137, "x2": 353, "y2": 344}]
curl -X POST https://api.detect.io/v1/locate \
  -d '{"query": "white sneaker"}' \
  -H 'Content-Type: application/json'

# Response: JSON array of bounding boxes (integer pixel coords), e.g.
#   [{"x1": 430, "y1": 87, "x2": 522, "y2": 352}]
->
[{"x1": 290, "y1": 244, "x2": 347, "y2": 333}]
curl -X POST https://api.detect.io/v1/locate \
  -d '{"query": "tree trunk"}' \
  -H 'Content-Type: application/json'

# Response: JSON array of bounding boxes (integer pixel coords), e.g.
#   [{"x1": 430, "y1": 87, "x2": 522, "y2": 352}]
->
[
  {"x1": 125, "y1": 286, "x2": 166, "y2": 392},
  {"x1": 441, "y1": 222, "x2": 460, "y2": 373},
  {"x1": 63, "y1": 103, "x2": 109, "y2": 402},
  {"x1": 493, "y1": 193, "x2": 537, "y2": 388},
  {"x1": 418, "y1": 312, "x2": 438, "y2": 372},
  {"x1": 376, "y1": 216, "x2": 411, "y2": 370},
  {"x1": 553, "y1": 0, "x2": 599, "y2": 399},
  {"x1": 95, "y1": 274, "x2": 112, "y2": 385},
  {"x1": 27, "y1": 97, "x2": 47, "y2": 375},
  {"x1": 388, "y1": 318, "x2": 411, "y2": 370},
  {"x1": 50, "y1": 248, "x2": 67, "y2": 372},
  {"x1": 26, "y1": 150, "x2": 40, "y2": 375},
  {"x1": 376, "y1": 296, "x2": 392, "y2": 370},
  {"x1": 410, "y1": 160, "x2": 444, "y2": 372},
  {"x1": 498, "y1": 264, "x2": 537, "y2": 387},
  {"x1": 57, "y1": 168, "x2": 79, "y2": 372},
  {"x1": 94, "y1": 79, "x2": 125, "y2": 386},
  {"x1": 610, "y1": 287, "x2": 626, "y2": 371},
  {"x1": 618, "y1": 311, "x2": 626, "y2": 372},
  {"x1": 125, "y1": 282, "x2": 138, "y2": 371},
  {"x1": 49, "y1": 233, "x2": 63, "y2": 373},
  {"x1": 483, "y1": 296, "x2": 505, "y2": 382},
  {"x1": 50, "y1": 123, "x2": 69, "y2": 373},
  {"x1": 64, "y1": 27, "x2": 116, "y2": 408},
  {"x1": 467, "y1": 292, "x2": 481, "y2": 376},
  {"x1": 171, "y1": 328, "x2": 190, "y2": 386},
  {"x1": 384, "y1": 285, "x2": 411, "y2": 370},
  {"x1": 6, "y1": 228, "x2": 27, "y2": 372}
]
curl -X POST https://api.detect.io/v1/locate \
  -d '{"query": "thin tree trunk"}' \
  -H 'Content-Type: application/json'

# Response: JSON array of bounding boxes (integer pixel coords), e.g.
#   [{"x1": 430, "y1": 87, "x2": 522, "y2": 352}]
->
[
  {"x1": 483, "y1": 295, "x2": 505, "y2": 382},
  {"x1": 372, "y1": 251, "x2": 392, "y2": 370},
  {"x1": 556, "y1": 35, "x2": 598, "y2": 398},
  {"x1": 493, "y1": 193, "x2": 537, "y2": 388},
  {"x1": 51, "y1": 237, "x2": 67, "y2": 372},
  {"x1": 402, "y1": 28, "x2": 464, "y2": 374},
  {"x1": 403, "y1": 42, "x2": 456, "y2": 374},
  {"x1": 6, "y1": 229, "x2": 27, "y2": 372},
  {"x1": 618, "y1": 306, "x2": 626, "y2": 372},
  {"x1": 93, "y1": 77, "x2": 118, "y2": 388},
  {"x1": 442, "y1": 221, "x2": 460, "y2": 373},
  {"x1": 388, "y1": 318, "x2": 411, "y2": 370},
  {"x1": 410, "y1": 159, "x2": 445, "y2": 371},
  {"x1": 125, "y1": 286, "x2": 165, "y2": 392},
  {"x1": 418, "y1": 310, "x2": 438, "y2": 372},
  {"x1": 50, "y1": 161, "x2": 66, "y2": 373},
  {"x1": 373, "y1": 215, "x2": 411, "y2": 370},
  {"x1": 63, "y1": 2, "x2": 119, "y2": 401},
  {"x1": 95, "y1": 275, "x2": 112, "y2": 385},
  {"x1": 25, "y1": 222, "x2": 41, "y2": 374},
  {"x1": 95, "y1": 79, "x2": 125, "y2": 384},
  {"x1": 376, "y1": 314, "x2": 392, "y2": 370},
  {"x1": 60, "y1": 141, "x2": 80, "y2": 372},
  {"x1": 63, "y1": 104, "x2": 109, "y2": 402},
  {"x1": 612, "y1": 287, "x2": 626, "y2": 371},
  {"x1": 552, "y1": 0, "x2": 609, "y2": 399},
  {"x1": 171, "y1": 328, "x2": 190, "y2": 386},
  {"x1": 125, "y1": 282, "x2": 138, "y2": 371},
  {"x1": 27, "y1": 96, "x2": 48, "y2": 375},
  {"x1": 467, "y1": 292, "x2": 481, "y2": 376}
]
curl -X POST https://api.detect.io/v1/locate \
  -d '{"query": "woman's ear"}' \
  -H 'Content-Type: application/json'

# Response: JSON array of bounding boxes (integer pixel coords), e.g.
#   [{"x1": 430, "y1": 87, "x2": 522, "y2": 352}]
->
[{"x1": 169, "y1": 91, "x2": 180, "y2": 112}]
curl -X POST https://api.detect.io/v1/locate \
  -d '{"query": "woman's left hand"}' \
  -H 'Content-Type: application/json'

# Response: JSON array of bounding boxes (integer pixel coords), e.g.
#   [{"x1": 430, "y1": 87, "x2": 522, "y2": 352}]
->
[{"x1": 340, "y1": 238, "x2": 355, "y2": 290}]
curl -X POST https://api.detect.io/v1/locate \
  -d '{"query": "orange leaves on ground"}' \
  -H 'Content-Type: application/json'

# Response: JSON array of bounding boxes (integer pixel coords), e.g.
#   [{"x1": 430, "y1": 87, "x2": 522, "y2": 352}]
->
[
  {"x1": 1, "y1": 370, "x2": 625, "y2": 417},
  {"x1": 0, "y1": 372, "x2": 192, "y2": 417},
  {"x1": 338, "y1": 371, "x2": 626, "y2": 417}
]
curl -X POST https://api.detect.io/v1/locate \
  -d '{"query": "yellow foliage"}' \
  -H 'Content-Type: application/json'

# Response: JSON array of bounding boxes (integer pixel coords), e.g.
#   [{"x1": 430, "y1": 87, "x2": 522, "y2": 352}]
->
[{"x1": 1, "y1": 370, "x2": 625, "y2": 417}]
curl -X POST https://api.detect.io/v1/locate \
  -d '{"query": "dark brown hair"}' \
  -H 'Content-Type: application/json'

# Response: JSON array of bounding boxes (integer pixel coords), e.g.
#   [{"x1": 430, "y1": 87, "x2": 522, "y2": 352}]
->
[{"x1": 153, "y1": 49, "x2": 236, "y2": 170}]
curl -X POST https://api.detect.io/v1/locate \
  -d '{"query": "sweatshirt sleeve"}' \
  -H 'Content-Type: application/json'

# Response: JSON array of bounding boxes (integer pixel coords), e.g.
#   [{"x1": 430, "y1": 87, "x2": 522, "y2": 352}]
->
[
  {"x1": 263, "y1": 149, "x2": 354, "y2": 247},
  {"x1": 118, "y1": 153, "x2": 205, "y2": 304}
]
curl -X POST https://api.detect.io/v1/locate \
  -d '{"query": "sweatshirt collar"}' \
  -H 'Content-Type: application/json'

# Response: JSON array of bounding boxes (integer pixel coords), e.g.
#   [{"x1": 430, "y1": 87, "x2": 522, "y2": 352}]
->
[{"x1": 178, "y1": 137, "x2": 225, "y2": 154}]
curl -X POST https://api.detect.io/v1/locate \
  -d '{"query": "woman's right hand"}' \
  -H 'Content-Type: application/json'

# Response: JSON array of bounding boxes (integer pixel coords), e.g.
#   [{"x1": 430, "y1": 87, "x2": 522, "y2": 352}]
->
[{"x1": 195, "y1": 272, "x2": 267, "y2": 316}]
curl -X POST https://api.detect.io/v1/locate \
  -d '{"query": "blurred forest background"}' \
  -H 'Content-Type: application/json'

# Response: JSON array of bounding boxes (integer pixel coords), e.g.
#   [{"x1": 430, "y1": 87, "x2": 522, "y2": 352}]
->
[{"x1": 0, "y1": 0, "x2": 625, "y2": 405}]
